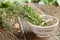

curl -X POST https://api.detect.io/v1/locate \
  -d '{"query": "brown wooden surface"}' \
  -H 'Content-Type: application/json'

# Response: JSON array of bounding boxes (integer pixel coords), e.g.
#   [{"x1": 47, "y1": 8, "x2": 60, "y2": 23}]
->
[{"x1": 0, "y1": 28, "x2": 18, "y2": 40}]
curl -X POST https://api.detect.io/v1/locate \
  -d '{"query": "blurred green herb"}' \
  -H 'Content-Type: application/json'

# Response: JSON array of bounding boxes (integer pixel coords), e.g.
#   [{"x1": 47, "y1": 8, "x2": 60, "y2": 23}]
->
[
  {"x1": 0, "y1": 1, "x2": 21, "y2": 30},
  {"x1": 22, "y1": 5, "x2": 43, "y2": 25},
  {"x1": 31, "y1": 0, "x2": 41, "y2": 3},
  {"x1": 40, "y1": 0, "x2": 59, "y2": 6}
]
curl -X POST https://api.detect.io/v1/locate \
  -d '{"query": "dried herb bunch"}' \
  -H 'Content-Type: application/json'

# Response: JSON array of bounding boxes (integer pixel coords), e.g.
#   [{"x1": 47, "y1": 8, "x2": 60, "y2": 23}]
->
[{"x1": 0, "y1": 1, "x2": 22, "y2": 30}]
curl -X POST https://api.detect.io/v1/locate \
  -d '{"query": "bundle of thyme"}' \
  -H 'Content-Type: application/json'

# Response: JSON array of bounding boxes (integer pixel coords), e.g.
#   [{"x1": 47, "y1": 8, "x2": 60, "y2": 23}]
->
[
  {"x1": 0, "y1": 1, "x2": 22, "y2": 30},
  {"x1": 22, "y1": 5, "x2": 43, "y2": 25}
]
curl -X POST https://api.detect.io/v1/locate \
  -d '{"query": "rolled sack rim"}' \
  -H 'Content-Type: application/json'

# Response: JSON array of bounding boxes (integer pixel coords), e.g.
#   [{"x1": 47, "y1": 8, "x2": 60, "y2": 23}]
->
[{"x1": 27, "y1": 15, "x2": 59, "y2": 29}]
